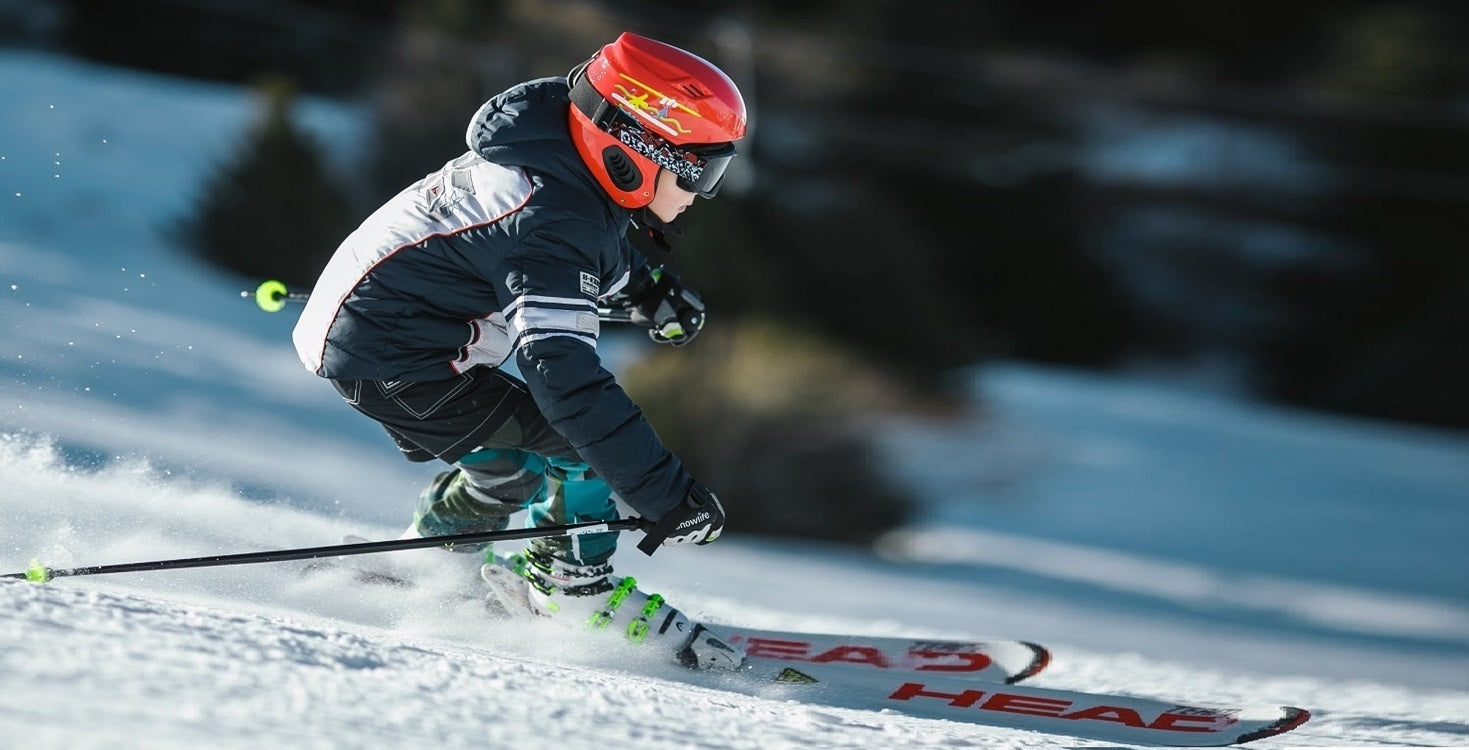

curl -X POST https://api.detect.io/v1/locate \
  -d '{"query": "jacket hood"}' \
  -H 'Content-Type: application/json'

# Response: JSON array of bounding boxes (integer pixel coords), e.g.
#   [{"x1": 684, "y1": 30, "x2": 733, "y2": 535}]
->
[{"x1": 466, "y1": 77, "x2": 620, "y2": 216}]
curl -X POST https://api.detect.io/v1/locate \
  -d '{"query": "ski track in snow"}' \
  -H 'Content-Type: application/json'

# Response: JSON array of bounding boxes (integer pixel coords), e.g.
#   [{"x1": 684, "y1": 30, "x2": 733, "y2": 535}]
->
[
  {"x1": 3, "y1": 49, "x2": 1469, "y2": 749},
  {"x1": 0, "y1": 583, "x2": 1050, "y2": 750}
]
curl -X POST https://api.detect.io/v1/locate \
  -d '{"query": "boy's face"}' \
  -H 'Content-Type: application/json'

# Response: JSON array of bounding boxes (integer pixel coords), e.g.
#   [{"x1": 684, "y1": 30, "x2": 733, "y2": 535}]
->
[{"x1": 647, "y1": 169, "x2": 697, "y2": 223}]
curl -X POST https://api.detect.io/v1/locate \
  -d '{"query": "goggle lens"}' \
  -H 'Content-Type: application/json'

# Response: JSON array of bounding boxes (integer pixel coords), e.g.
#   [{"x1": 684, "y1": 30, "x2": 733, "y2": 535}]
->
[{"x1": 675, "y1": 144, "x2": 736, "y2": 198}]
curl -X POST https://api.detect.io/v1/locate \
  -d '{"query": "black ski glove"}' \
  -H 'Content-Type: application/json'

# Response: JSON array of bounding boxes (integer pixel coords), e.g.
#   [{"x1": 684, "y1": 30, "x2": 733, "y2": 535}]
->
[
  {"x1": 625, "y1": 265, "x2": 705, "y2": 347},
  {"x1": 637, "y1": 482, "x2": 726, "y2": 556}
]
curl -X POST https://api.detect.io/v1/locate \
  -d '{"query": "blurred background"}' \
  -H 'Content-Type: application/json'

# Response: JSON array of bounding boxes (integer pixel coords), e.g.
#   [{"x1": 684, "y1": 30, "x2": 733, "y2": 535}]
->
[{"x1": 4, "y1": 0, "x2": 1466, "y2": 543}]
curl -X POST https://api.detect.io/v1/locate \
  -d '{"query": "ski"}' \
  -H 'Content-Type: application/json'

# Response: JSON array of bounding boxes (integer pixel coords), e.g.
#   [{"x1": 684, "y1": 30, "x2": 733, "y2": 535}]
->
[
  {"x1": 712, "y1": 626, "x2": 1049, "y2": 685},
  {"x1": 301, "y1": 546, "x2": 1053, "y2": 685},
  {"x1": 300, "y1": 541, "x2": 1309, "y2": 744},
  {"x1": 686, "y1": 660, "x2": 1311, "y2": 746}
]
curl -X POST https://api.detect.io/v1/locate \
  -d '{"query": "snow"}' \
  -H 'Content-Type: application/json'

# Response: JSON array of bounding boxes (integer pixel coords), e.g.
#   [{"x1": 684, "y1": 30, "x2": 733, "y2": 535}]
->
[{"x1": 2, "y1": 49, "x2": 1467, "y2": 748}]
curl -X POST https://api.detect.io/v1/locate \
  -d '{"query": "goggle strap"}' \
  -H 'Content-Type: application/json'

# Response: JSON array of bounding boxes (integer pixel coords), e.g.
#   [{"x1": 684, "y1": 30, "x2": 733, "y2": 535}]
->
[{"x1": 568, "y1": 63, "x2": 611, "y2": 124}]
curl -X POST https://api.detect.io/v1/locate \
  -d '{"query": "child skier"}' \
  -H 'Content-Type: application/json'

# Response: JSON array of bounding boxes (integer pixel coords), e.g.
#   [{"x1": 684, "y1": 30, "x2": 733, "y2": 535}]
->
[{"x1": 292, "y1": 32, "x2": 745, "y2": 668}]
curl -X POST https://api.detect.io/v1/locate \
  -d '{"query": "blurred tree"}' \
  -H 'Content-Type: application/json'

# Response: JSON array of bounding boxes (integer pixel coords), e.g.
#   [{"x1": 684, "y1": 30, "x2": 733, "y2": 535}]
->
[
  {"x1": 927, "y1": 172, "x2": 1137, "y2": 367},
  {"x1": 63, "y1": 0, "x2": 1469, "y2": 431},
  {"x1": 725, "y1": 0, "x2": 1139, "y2": 379},
  {"x1": 1331, "y1": 261, "x2": 1469, "y2": 428},
  {"x1": 1250, "y1": 3, "x2": 1469, "y2": 427},
  {"x1": 364, "y1": 0, "x2": 515, "y2": 198},
  {"x1": 622, "y1": 320, "x2": 924, "y2": 544},
  {"x1": 173, "y1": 79, "x2": 358, "y2": 287},
  {"x1": 56, "y1": 0, "x2": 402, "y2": 96}
]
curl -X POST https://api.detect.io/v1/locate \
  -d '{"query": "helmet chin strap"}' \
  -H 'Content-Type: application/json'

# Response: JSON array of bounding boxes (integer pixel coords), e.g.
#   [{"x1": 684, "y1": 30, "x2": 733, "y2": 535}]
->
[{"x1": 634, "y1": 207, "x2": 683, "y2": 253}]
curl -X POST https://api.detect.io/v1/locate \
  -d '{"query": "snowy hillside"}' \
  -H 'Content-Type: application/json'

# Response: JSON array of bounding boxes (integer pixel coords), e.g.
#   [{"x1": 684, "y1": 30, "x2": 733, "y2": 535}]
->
[{"x1": 2, "y1": 50, "x2": 1467, "y2": 748}]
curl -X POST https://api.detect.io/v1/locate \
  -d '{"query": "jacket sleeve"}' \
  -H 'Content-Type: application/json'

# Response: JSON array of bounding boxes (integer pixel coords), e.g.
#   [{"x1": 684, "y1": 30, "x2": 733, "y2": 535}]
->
[{"x1": 499, "y1": 222, "x2": 692, "y2": 520}]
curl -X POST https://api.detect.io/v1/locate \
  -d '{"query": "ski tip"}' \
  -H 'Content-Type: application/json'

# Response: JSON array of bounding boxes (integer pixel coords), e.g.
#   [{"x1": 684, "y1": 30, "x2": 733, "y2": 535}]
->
[
  {"x1": 1236, "y1": 706, "x2": 1311, "y2": 744},
  {"x1": 1006, "y1": 641, "x2": 1052, "y2": 684}
]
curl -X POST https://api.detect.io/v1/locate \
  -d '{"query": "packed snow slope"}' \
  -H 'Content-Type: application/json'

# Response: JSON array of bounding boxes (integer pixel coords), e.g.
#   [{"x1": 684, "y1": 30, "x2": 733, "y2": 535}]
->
[{"x1": 2, "y1": 50, "x2": 1467, "y2": 749}]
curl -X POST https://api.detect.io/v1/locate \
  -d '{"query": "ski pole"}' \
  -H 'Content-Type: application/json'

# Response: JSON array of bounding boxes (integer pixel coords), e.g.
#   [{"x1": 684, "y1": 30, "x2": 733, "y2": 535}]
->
[
  {"x1": 242, "y1": 279, "x2": 634, "y2": 322},
  {"x1": 4, "y1": 517, "x2": 643, "y2": 583}
]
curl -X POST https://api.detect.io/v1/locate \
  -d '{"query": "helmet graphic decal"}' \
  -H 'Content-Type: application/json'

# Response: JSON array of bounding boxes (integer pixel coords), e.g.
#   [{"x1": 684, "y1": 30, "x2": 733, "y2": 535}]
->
[{"x1": 611, "y1": 73, "x2": 701, "y2": 137}]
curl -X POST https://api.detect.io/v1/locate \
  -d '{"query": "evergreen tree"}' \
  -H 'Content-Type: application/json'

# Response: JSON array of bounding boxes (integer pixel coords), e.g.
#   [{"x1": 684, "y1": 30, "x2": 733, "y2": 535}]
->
[{"x1": 175, "y1": 79, "x2": 357, "y2": 286}]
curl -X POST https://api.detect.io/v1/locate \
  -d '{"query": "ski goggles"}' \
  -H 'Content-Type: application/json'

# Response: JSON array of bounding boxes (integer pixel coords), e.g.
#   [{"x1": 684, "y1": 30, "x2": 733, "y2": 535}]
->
[{"x1": 601, "y1": 108, "x2": 738, "y2": 199}]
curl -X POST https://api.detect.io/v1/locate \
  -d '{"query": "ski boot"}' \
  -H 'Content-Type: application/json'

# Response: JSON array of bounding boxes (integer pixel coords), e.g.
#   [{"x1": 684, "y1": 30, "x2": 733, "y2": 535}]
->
[
  {"x1": 388, "y1": 470, "x2": 522, "y2": 602},
  {"x1": 407, "y1": 470, "x2": 521, "y2": 553},
  {"x1": 483, "y1": 548, "x2": 744, "y2": 671}
]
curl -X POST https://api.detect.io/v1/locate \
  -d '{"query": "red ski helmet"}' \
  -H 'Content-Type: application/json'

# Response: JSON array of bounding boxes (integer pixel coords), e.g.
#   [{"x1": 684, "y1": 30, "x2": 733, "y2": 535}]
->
[{"x1": 568, "y1": 33, "x2": 747, "y2": 209}]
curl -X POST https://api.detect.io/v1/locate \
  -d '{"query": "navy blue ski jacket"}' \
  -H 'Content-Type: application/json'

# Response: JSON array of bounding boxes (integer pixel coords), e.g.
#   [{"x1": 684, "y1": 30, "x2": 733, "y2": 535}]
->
[{"x1": 292, "y1": 77, "x2": 691, "y2": 520}]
